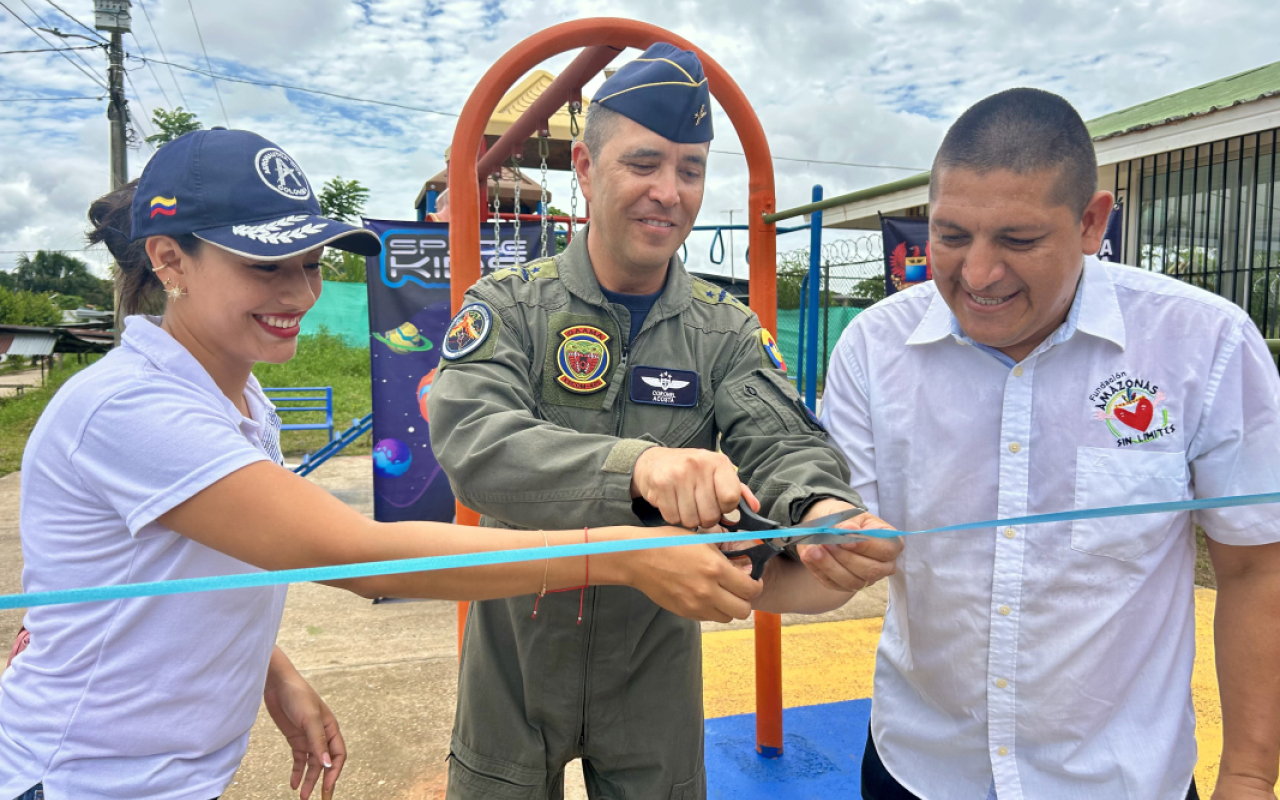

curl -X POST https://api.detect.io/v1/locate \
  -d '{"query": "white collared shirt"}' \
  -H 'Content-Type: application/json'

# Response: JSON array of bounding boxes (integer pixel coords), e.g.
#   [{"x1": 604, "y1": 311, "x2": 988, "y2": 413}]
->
[
  {"x1": 0, "y1": 316, "x2": 288, "y2": 800},
  {"x1": 820, "y1": 258, "x2": 1280, "y2": 800}
]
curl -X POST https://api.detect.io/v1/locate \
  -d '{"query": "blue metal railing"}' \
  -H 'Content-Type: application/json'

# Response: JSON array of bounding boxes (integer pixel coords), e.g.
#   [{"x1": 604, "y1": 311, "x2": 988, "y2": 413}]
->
[
  {"x1": 264, "y1": 386, "x2": 335, "y2": 441},
  {"x1": 293, "y1": 413, "x2": 373, "y2": 477}
]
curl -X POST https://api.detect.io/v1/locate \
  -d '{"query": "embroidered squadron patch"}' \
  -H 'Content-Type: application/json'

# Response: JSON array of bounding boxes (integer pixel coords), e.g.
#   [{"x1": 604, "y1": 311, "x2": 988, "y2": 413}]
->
[
  {"x1": 1090, "y1": 371, "x2": 1175, "y2": 447},
  {"x1": 556, "y1": 325, "x2": 611, "y2": 393},
  {"x1": 760, "y1": 329, "x2": 787, "y2": 371},
  {"x1": 441, "y1": 303, "x2": 493, "y2": 361}
]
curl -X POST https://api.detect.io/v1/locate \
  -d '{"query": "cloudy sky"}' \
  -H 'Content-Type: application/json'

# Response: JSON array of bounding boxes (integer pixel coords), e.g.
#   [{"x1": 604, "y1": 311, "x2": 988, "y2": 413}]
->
[{"x1": 2, "y1": 0, "x2": 1278, "y2": 278}]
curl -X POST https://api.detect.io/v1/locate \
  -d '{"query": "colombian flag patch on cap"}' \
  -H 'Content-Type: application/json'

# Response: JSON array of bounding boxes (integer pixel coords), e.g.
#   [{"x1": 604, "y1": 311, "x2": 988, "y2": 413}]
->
[{"x1": 149, "y1": 196, "x2": 177, "y2": 218}]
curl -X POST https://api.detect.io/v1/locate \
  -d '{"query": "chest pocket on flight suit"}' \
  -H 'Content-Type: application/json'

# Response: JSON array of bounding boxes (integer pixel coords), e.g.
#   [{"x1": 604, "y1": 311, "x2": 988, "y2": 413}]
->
[{"x1": 1071, "y1": 447, "x2": 1189, "y2": 561}]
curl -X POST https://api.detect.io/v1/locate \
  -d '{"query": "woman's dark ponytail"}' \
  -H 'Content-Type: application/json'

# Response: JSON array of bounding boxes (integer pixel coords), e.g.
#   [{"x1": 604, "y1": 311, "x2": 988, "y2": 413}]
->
[{"x1": 87, "y1": 180, "x2": 200, "y2": 316}]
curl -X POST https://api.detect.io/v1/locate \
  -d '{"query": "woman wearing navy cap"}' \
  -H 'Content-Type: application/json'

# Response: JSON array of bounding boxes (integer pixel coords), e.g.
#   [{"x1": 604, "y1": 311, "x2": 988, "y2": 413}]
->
[{"x1": 0, "y1": 129, "x2": 761, "y2": 800}]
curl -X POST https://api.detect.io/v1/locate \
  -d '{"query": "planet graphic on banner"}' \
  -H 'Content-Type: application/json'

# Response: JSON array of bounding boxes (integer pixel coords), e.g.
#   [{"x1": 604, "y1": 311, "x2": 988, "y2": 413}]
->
[
  {"x1": 372, "y1": 438, "x2": 412, "y2": 478},
  {"x1": 373, "y1": 321, "x2": 434, "y2": 355},
  {"x1": 417, "y1": 368, "x2": 437, "y2": 422}
]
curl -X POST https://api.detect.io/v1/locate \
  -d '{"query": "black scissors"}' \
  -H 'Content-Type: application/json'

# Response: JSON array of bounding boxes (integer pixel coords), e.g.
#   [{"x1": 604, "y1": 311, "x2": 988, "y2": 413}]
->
[{"x1": 631, "y1": 497, "x2": 865, "y2": 580}]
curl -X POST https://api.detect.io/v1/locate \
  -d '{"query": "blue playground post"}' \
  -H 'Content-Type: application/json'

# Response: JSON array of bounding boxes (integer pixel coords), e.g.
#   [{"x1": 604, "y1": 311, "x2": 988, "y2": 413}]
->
[
  {"x1": 796, "y1": 273, "x2": 808, "y2": 389},
  {"x1": 805, "y1": 185, "x2": 823, "y2": 410},
  {"x1": 427, "y1": 189, "x2": 439, "y2": 213}
]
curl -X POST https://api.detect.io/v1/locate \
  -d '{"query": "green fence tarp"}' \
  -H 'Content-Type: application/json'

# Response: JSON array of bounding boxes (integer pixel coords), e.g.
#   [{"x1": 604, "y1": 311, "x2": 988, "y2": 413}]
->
[
  {"x1": 775, "y1": 306, "x2": 863, "y2": 381},
  {"x1": 299, "y1": 281, "x2": 862, "y2": 381},
  {"x1": 301, "y1": 281, "x2": 370, "y2": 346}
]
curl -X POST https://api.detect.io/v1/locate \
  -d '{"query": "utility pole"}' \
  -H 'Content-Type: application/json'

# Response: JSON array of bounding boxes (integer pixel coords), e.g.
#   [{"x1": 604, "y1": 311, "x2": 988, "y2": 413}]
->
[{"x1": 95, "y1": 0, "x2": 131, "y2": 343}]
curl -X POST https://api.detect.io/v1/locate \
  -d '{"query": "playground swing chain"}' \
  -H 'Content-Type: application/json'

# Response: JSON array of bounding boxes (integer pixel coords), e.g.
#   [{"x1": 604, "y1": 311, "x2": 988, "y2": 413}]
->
[
  {"x1": 490, "y1": 170, "x2": 502, "y2": 265},
  {"x1": 568, "y1": 100, "x2": 581, "y2": 238},
  {"x1": 538, "y1": 135, "x2": 551, "y2": 258},
  {"x1": 511, "y1": 155, "x2": 523, "y2": 249}
]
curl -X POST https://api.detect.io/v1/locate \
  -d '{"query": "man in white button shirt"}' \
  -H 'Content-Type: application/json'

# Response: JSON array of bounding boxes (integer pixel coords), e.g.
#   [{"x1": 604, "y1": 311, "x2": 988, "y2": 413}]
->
[{"x1": 814, "y1": 89, "x2": 1280, "y2": 799}]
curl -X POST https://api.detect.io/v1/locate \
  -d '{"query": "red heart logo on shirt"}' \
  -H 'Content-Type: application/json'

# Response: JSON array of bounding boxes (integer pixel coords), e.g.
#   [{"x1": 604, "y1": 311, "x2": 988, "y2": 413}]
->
[{"x1": 1113, "y1": 396, "x2": 1154, "y2": 431}]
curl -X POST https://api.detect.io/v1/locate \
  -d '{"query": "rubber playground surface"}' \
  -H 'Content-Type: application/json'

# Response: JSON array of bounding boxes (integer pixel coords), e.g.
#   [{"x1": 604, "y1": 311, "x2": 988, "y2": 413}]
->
[{"x1": 698, "y1": 588, "x2": 1245, "y2": 798}]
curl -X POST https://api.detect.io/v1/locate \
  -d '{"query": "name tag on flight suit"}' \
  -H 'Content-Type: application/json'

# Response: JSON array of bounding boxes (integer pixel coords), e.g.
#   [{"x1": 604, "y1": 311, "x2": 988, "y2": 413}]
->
[{"x1": 630, "y1": 366, "x2": 699, "y2": 407}]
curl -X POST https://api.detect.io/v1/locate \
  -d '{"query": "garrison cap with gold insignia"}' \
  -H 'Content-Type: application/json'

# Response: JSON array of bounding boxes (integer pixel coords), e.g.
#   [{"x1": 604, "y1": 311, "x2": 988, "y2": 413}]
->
[{"x1": 592, "y1": 43, "x2": 713, "y2": 144}]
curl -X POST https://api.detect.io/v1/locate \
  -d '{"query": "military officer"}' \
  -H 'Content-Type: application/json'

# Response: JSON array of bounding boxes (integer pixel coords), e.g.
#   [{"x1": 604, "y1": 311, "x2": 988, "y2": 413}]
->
[{"x1": 428, "y1": 43, "x2": 899, "y2": 800}]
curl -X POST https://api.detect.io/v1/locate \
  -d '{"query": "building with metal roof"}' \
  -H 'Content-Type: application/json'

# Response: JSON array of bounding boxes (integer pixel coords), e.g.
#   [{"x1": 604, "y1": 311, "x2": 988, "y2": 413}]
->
[{"x1": 799, "y1": 59, "x2": 1280, "y2": 335}]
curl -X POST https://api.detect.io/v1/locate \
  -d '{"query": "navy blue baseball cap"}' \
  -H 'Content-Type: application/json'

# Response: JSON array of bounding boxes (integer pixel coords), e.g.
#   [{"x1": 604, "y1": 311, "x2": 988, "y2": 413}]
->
[
  {"x1": 131, "y1": 129, "x2": 381, "y2": 260},
  {"x1": 592, "y1": 43, "x2": 713, "y2": 144}
]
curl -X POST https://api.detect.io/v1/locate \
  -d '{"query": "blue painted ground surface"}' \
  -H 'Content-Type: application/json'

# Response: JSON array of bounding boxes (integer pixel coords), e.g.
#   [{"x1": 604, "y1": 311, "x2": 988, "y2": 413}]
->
[{"x1": 705, "y1": 698, "x2": 871, "y2": 799}]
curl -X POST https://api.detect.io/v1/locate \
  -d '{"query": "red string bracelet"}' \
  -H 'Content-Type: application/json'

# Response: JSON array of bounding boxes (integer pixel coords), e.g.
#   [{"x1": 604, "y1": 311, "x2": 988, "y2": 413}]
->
[{"x1": 531, "y1": 527, "x2": 591, "y2": 624}]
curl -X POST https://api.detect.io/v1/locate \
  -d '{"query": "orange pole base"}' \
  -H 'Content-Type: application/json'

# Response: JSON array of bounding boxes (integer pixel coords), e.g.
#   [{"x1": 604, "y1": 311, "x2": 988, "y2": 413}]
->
[{"x1": 754, "y1": 610, "x2": 784, "y2": 757}]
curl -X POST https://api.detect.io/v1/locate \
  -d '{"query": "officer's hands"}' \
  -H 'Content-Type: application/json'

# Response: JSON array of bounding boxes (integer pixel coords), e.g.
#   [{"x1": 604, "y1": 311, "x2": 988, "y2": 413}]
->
[
  {"x1": 631, "y1": 447, "x2": 743, "y2": 529},
  {"x1": 626, "y1": 535, "x2": 763, "y2": 623},
  {"x1": 796, "y1": 499, "x2": 903, "y2": 593}
]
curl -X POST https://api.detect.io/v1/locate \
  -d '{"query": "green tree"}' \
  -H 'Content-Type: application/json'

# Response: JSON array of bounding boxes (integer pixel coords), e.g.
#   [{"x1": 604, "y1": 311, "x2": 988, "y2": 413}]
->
[
  {"x1": 0, "y1": 286, "x2": 62, "y2": 326},
  {"x1": 319, "y1": 177, "x2": 370, "y2": 223},
  {"x1": 12, "y1": 251, "x2": 113, "y2": 309},
  {"x1": 321, "y1": 250, "x2": 367, "y2": 283},
  {"x1": 146, "y1": 107, "x2": 203, "y2": 148}
]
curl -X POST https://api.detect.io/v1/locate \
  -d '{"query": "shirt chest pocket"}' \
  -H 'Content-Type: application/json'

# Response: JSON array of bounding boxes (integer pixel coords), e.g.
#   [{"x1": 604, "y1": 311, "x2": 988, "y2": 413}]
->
[{"x1": 1071, "y1": 447, "x2": 1189, "y2": 561}]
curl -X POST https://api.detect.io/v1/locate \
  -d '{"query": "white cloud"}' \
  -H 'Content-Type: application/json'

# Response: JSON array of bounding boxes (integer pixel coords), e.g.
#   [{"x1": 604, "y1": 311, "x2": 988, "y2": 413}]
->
[{"x1": 2, "y1": 0, "x2": 1277, "y2": 278}]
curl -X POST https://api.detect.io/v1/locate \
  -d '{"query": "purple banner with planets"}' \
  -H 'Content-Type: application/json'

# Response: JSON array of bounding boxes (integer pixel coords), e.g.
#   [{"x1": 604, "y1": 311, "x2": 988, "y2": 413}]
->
[{"x1": 363, "y1": 218, "x2": 541, "y2": 523}]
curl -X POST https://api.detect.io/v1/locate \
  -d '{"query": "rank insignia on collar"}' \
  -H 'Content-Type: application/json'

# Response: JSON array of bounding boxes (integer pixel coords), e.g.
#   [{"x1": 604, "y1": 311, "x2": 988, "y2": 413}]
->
[
  {"x1": 557, "y1": 325, "x2": 611, "y2": 393},
  {"x1": 441, "y1": 303, "x2": 492, "y2": 360}
]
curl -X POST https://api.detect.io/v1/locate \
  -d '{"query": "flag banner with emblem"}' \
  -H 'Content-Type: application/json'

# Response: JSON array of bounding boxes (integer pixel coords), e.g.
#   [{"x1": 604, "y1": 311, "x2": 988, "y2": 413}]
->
[
  {"x1": 880, "y1": 214, "x2": 932, "y2": 296},
  {"x1": 1097, "y1": 202, "x2": 1125, "y2": 263},
  {"x1": 363, "y1": 218, "x2": 541, "y2": 523}
]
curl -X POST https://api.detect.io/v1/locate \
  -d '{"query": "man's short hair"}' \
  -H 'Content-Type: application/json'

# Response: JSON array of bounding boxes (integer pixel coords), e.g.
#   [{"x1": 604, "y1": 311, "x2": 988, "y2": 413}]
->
[
  {"x1": 931, "y1": 88, "x2": 1098, "y2": 218},
  {"x1": 582, "y1": 102, "x2": 625, "y2": 159}
]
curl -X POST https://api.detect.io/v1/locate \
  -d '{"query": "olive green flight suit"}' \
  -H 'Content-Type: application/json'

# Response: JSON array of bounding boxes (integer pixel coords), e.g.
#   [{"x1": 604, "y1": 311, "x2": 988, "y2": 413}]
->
[{"x1": 427, "y1": 229, "x2": 862, "y2": 800}]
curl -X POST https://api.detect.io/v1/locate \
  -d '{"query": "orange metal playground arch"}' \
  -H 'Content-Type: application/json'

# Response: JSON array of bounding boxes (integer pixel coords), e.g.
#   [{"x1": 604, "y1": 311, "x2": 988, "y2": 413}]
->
[{"x1": 447, "y1": 17, "x2": 784, "y2": 758}]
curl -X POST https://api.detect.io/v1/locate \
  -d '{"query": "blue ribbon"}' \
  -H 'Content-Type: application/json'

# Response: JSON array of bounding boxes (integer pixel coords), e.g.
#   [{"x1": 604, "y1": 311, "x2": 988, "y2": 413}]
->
[{"x1": 2, "y1": 491, "x2": 1278, "y2": 612}]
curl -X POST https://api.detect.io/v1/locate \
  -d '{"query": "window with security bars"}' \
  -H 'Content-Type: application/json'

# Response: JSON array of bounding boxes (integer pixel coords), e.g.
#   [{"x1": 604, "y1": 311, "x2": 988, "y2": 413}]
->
[{"x1": 1115, "y1": 128, "x2": 1280, "y2": 337}]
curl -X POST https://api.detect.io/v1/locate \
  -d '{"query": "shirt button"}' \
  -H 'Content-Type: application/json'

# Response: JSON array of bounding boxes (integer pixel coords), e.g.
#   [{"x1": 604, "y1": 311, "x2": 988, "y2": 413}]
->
[
  {"x1": 1008, "y1": 442, "x2": 1021, "y2": 453},
  {"x1": 999, "y1": 605, "x2": 1012, "y2": 616},
  {"x1": 1004, "y1": 528, "x2": 1017, "y2": 539},
  {"x1": 1013, "y1": 366, "x2": 1024, "y2": 377},
  {"x1": 998, "y1": 746, "x2": 1010, "y2": 757},
  {"x1": 996, "y1": 678, "x2": 1008, "y2": 689}
]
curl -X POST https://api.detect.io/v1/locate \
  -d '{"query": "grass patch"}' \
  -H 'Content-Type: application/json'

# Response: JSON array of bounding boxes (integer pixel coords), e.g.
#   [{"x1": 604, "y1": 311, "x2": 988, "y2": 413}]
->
[
  {"x1": 1195, "y1": 526, "x2": 1216, "y2": 589},
  {"x1": 253, "y1": 329, "x2": 373, "y2": 458},
  {"x1": 0, "y1": 355, "x2": 103, "y2": 476},
  {"x1": 0, "y1": 331, "x2": 372, "y2": 476}
]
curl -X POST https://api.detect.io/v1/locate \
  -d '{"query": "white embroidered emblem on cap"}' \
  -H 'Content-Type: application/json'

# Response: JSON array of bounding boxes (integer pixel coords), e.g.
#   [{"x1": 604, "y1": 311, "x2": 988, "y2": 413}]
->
[
  {"x1": 232, "y1": 215, "x2": 327, "y2": 244},
  {"x1": 254, "y1": 147, "x2": 311, "y2": 200}
]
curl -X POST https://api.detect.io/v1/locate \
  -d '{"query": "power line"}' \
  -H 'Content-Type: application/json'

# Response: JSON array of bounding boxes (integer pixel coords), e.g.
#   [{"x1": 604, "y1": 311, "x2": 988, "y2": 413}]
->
[
  {"x1": 0, "y1": 1, "x2": 107, "y2": 89},
  {"x1": 710, "y1": 149, "x2": 926, "y2": 172},
  {"x1": 134, "y1": 0, "x2": 189, "y2": 109},
  {"x1": 129, "y1": 54, "x2": 462, "y2": 117},
  {"x1": 123, "y1": 69, "x2": 156, "y2": 154},
  {"x1": 18, "y1": 0, "x2": 106, "y2": 81},
  {"x1": 128, "y1": 30, "x2": 171, "y2": 107},
  {"x1": 0, "y1": 94, "x2": 104, "y2": 101},
  {"x1": 41, "y1": 0, "x2": 106, "y2": 41},
  {"x1": 0, "y1": 44, "x2": 99, "y2": 54},
  {"x1": 184, "y1": 0, "x2": 228, "y2": 126}
]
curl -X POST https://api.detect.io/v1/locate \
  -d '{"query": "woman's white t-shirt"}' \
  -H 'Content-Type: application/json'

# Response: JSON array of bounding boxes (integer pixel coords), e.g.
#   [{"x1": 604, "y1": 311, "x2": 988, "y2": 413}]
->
[{"x1": 0, "y1": 316, "x2": 289, "y2": 799}]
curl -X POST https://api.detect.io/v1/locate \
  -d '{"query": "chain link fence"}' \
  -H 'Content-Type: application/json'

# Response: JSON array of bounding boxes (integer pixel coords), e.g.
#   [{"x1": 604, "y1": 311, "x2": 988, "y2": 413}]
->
[{"x1": 776, "y1": 235, "x2": 885, "y2": 382}]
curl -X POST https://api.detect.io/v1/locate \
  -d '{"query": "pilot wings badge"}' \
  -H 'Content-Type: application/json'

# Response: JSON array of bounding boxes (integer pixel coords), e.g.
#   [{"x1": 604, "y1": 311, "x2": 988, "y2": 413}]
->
[{"x1": 631, "y1": 366, "x2": 698, "y2": 407}]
